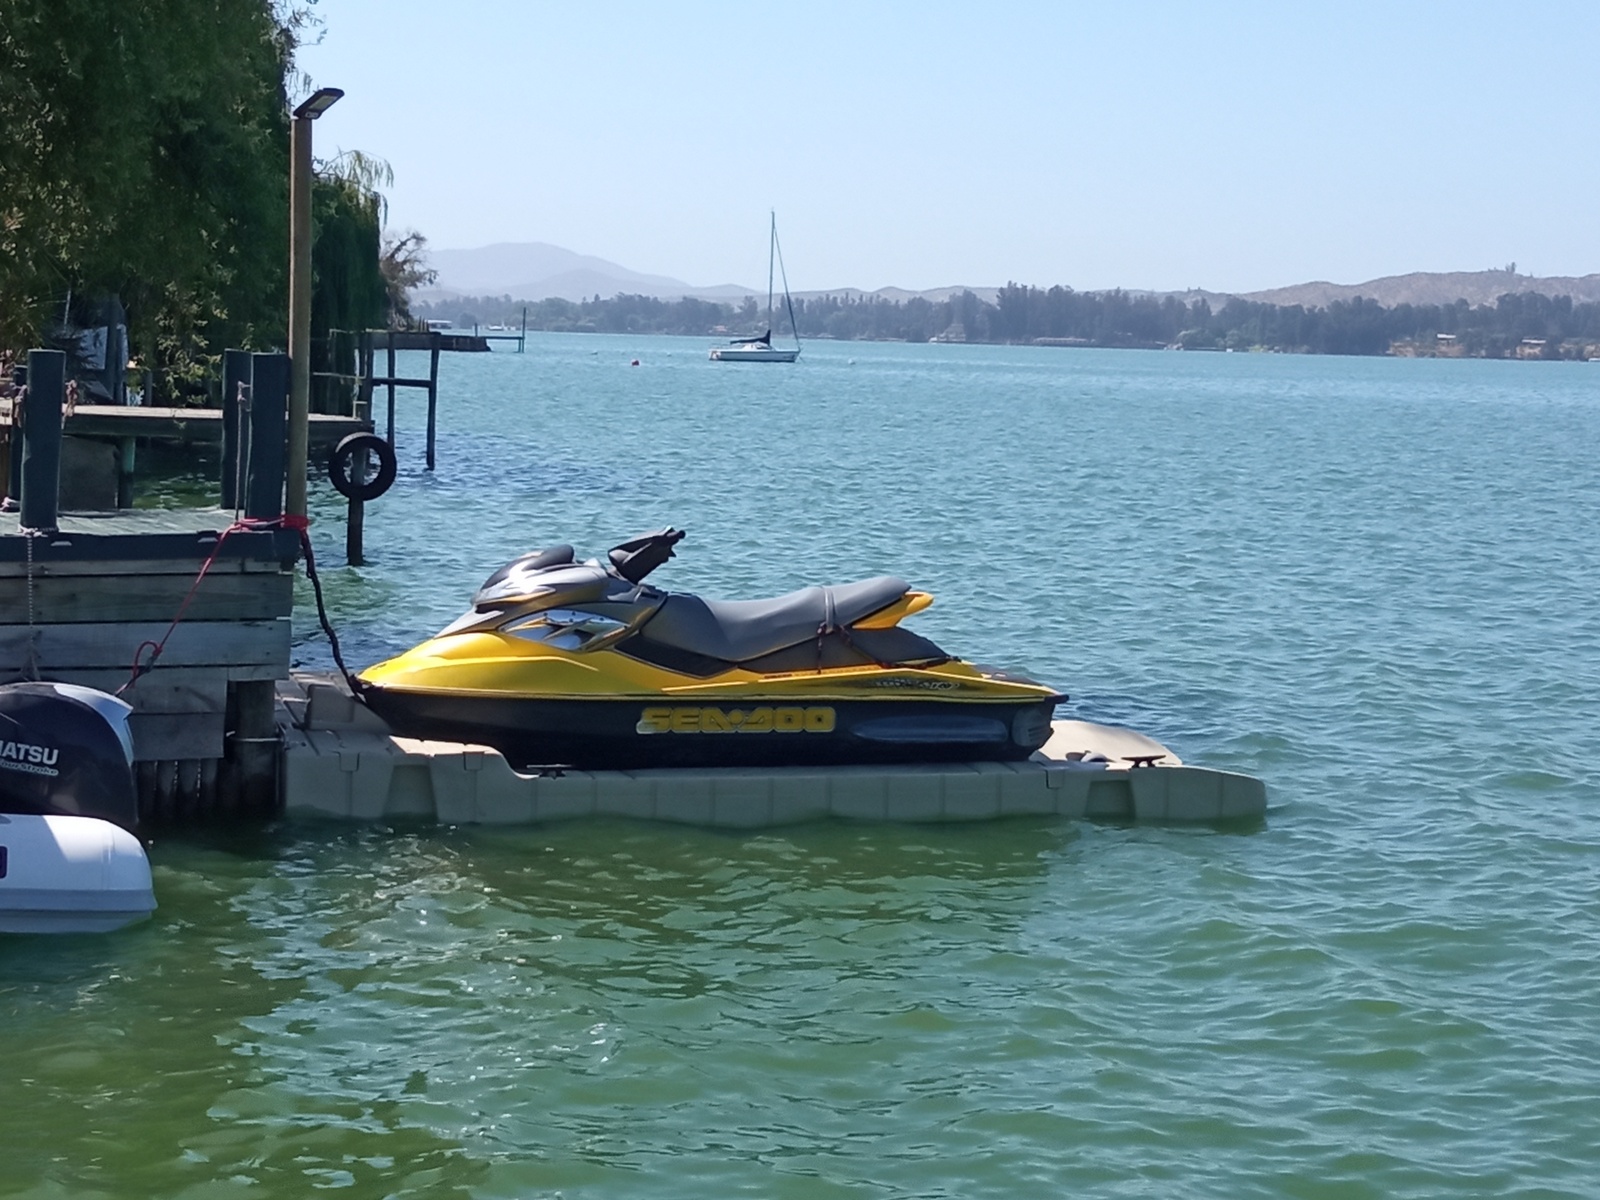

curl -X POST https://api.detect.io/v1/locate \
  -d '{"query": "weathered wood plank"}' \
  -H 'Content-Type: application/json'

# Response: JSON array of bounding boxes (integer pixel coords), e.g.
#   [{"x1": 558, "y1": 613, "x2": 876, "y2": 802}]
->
[
  {"x1": 0, "y1": 404, "x2": 366, "y2": 450},
  {"x1": 66, "y1": 675, "x2": 228, "y2": 715},
  {"x1": 30, "y1": 662, "x2": 289, "y2": 689},
  {"x1": 0, "y1": 571, "x2": 294, "y2": 622},
  {"x1": 3, "y1": 675, "x2": 231, "y2": 717},
  {"x1": 0, "y1": 527, "x2": 298, "y2": 564},
  {"x1": 0, "y1": 618, "x2": 290, "y2": 672},
  {"x1": 0, "y1": 557, "x2": 291, "y2": 578},
  {"x1": 375, "y1": 331, "x2": 488, "y2": 352},
  {"x1": 129, "y1": 712, "x2": 225, "y2": 761},
  {"x1": 135, "y1": 677, "x2": 227, "y2": 715}
]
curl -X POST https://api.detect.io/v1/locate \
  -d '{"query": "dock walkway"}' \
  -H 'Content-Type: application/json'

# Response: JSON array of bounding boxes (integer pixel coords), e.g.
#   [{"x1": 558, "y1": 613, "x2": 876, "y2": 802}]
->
[{"x1": 1, "y1": 402, "x2": 365, "y2": 453}]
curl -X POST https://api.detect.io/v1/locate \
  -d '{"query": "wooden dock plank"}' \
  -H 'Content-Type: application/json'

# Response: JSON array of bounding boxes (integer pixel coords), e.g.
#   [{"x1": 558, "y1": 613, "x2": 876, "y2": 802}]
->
[
  {"x1": 0, "y1": 404, "x2": 367, "y2": 450},
  {"x1": 37, "y1": 662, "x2": 290, "y2": 690},
  {"x1": 100, "y1": 675, "x2": 228, "y2": 714},
  {"x1": 0, "y1": 571, "x2": 294, "y2": 623},
  {"x1": 377, "y1": 331, "x2": 489, "y2": 352},
  {"x1": 0, "y1": 525, "x2": 297, "y2": 564},
  {"x1": 0, "y1": 556, "x2": 289, "y2": 577},
  {"x1": 0, "y1": 618, "x2": 289, "y2": 671}
]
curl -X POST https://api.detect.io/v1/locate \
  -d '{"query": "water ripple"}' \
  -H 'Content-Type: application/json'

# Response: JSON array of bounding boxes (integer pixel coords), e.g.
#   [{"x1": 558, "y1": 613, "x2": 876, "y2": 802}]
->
[{"x1": 5, "y1": 341, "x2": 1600, "y2": 1196}]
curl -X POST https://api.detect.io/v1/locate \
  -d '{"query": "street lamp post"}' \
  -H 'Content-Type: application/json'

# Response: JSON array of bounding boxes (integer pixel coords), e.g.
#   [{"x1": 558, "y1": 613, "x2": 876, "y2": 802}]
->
[{"x1": 286, "y1": 86, "x2": 343, "y2": 520}]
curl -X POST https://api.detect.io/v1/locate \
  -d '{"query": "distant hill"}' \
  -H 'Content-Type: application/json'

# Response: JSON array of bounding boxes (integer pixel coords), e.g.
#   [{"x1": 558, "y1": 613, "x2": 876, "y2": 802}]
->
[
  {"x1": 420, "y1": 241, "x2": 997, "y2": 306},
  {"x1": 417, "y1": 242, "x2": 1600, "y2": 312},
  {"x1": 1237, "y1": 269, "x2": 1600, "y2": 309},
  {"x1": 421, "y1": 242, "x2": 755, "y2": 303}
]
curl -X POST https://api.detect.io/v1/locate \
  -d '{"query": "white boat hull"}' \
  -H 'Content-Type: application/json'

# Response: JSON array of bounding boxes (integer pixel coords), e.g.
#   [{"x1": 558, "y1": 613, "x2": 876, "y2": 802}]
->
[
  {"x1": 710, "y1": 346, "x2": 800, "y2": 362},
  {"x1": 0, "y1": 813, "x2": 155, "y2": 934}
]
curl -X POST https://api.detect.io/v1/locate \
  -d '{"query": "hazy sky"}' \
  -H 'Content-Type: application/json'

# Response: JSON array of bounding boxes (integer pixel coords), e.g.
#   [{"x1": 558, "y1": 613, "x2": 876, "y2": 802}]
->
[{"x1": 296, "y1": 1, "x2": 1600, "y2": 294}]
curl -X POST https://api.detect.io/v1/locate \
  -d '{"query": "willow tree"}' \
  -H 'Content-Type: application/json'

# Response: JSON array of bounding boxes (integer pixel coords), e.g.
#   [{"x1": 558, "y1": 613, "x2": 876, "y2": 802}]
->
[
  {"x1": 309, "y1": 152, "x2": 388, "y2": 412},
  {"x1": 0, "y1": 0, "x2": 297, "y2": 390}
]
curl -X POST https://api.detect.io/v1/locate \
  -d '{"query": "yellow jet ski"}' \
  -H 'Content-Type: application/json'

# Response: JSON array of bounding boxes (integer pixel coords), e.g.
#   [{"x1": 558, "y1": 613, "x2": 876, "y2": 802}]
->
[{"x1": 358, "y1": 528, "x2": 1063, "y2": 769}]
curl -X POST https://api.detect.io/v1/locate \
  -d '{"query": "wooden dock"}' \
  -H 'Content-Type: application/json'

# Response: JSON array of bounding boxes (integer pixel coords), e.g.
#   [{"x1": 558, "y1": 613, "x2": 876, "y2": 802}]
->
[
  {"x1": 382, "y1": 331, "x2": 490, "y2": 353},
  {"x1": 0, "y1": 401, "x2": 364, "y2": 453},
  {"x1": 2, "y1": 349, "x2": 305, "y2": 821},
  {"x1": 1, "y1": 509, "x2": 296, "y2": 818}
]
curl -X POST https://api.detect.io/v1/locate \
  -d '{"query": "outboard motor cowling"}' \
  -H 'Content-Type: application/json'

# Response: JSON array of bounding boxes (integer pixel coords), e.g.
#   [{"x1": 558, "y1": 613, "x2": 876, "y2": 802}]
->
[{"x1": 0, "y1": 682, "x2": 139, "y2": 832}]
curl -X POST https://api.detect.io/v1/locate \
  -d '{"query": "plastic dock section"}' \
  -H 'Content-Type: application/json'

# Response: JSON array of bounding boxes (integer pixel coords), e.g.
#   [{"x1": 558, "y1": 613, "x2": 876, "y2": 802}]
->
[{"x1": 279, "y1": 676, "x2": 1265, "y2": 827}]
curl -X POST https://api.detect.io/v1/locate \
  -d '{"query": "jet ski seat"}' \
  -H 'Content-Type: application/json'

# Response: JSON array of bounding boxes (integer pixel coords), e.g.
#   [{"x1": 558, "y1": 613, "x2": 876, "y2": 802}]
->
[{"x1": 641, "y1": 576, "x2": 910, "y2": 663}]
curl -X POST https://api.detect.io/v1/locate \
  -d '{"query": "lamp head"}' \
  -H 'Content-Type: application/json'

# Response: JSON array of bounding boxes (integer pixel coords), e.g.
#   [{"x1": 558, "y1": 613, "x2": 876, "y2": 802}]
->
[{"x1": 293, "y1": 88, "x2": 344, "y2": 120}]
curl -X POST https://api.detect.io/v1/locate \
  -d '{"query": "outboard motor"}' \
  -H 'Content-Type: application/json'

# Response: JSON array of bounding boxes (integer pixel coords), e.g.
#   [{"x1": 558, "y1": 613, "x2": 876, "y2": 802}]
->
[
  {"x1": 0, "y1": 682, "x2": 155, "y2": 934},
  {"x1": 0, "y1": 682, "x2": 139, "y2": 831}
]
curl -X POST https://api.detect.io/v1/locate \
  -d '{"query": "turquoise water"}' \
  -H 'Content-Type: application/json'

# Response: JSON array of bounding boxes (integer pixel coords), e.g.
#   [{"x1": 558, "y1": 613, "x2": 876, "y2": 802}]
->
[{"x1": 4, "y1": 336, "x2": 1599, "y2": 1197}]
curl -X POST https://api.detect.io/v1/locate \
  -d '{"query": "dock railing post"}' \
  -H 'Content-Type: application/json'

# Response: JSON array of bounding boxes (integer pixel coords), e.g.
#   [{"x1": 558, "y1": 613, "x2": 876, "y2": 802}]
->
[
  {"x1": 21, "y1": 348, "x2": 66, "y2": 532},
  {"x1": 221, "y1": 349, "x2": 251, "y2": 511},
  {"x1": 357, "y1": 331, "x2": 374, "y2": 426},
  {"x1": 246, "y1": 352, "x2": 288, "y2": 520},
  {"x1": 384, "y1": 334, "x2": 397, "y2": 447}
]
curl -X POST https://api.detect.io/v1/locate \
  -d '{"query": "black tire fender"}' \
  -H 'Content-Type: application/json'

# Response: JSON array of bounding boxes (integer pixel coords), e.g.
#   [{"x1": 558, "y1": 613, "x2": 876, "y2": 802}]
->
[{"x1": 327, "y1": 432, "x2": 397, "y2": 501}]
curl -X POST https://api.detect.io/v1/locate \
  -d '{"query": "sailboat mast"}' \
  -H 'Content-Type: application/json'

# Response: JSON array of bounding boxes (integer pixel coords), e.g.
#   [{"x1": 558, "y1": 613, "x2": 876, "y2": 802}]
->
[
  {"x1": 766, "y1": 211, "x2": 776, "y2": 331},
  {"x1": 772, "y1": 216, "x2": 800, "y2": 350}
]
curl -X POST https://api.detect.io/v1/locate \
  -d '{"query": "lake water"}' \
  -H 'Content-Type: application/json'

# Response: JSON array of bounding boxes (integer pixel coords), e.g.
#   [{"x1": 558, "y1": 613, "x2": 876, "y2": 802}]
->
[{"x1": 4, "y1": 336, "x2": 1598, "y2": 1197}]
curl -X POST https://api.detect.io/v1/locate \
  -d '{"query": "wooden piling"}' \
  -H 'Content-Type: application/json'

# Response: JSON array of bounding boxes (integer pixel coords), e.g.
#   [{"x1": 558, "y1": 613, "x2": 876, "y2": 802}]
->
[
  {"x1": 246, "y1": 352, "x2": 288, "y2": 520},
  {"x1": 426, "y1": 343, "x2": 440, "y2": 470},
  {"x1": 2, "y1": 364, "x2": 23, "y2": 511},
  {"x1": 226, "y1": 678, "x2": 280, "y2": 817},
  {"x1": 345, "y1": 440, "x2": 368, "y2": 566},
  {"x1": 221, "y1": 348, "x2": 251, "y2": 510},
  {"x1": 21, "y1": 349, "x2": 65, "y2": 531},
  {"x1": 346, "y1": 494, "x2": 365, "y2": 566}
]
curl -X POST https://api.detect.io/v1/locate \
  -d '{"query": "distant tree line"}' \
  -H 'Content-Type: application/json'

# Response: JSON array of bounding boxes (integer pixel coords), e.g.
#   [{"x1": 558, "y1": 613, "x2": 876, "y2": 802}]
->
[{"x1": 418, "y1": 286, "x2": 1600, "y2": 360}]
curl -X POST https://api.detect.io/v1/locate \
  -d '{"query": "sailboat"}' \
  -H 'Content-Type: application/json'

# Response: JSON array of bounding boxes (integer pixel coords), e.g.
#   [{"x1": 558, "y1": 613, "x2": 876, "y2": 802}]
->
[{"x1": 710, "y1": 213, "x2": 801, "y2": 363}]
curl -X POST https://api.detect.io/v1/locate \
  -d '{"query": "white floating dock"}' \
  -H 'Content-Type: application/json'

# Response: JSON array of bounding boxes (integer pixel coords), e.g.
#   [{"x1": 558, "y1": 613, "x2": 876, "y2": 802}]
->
[{"x1": 278, "y1": 676, "x2": 1266, "y2": 826}]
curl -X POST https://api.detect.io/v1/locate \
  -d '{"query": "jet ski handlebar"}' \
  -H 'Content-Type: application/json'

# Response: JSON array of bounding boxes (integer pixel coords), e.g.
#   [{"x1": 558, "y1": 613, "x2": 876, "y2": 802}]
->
[{"x1": 608, "y1": 527, "x2": 686, "y2": 584}]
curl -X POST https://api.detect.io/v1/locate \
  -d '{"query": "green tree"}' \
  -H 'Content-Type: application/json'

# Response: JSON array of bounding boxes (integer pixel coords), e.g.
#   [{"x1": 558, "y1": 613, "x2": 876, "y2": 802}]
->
[
  {"x1": 380, "y1": 230, "x2": 438, "y2": 328},
  {"x1": 308, "y1": 152, "x2": 388, "y2": 412},
  {"x1": 0, "y1": 0, "x2": 302, "y2": 390}
]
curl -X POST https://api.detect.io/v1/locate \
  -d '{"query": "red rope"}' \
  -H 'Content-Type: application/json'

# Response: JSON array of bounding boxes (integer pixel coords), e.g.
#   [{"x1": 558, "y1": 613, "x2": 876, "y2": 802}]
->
[{"x1": 118, "y1": 515, "x2": 309, "y2": 695}]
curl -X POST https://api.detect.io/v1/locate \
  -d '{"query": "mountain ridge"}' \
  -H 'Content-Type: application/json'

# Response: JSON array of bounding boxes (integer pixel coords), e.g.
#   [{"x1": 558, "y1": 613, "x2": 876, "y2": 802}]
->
[
  {"x1": 420, "y1": 243, "x2": 1600, "y2": 310},
  {"x1": 1235, "y1": 270, "x2": 1600, "y2": 308}
]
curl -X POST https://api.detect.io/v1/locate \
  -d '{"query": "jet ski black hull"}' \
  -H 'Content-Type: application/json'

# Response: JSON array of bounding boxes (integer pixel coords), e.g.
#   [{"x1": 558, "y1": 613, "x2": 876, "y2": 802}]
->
[{"x1": 361, "y1": 690, "x2": 1058, "y2": 771}]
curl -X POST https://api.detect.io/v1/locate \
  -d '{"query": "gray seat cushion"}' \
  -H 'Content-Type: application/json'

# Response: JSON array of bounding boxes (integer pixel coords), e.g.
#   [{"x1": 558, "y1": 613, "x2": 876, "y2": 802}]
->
[{"x1": 640, "y1": 576, "x2": 910, "y2": 662}]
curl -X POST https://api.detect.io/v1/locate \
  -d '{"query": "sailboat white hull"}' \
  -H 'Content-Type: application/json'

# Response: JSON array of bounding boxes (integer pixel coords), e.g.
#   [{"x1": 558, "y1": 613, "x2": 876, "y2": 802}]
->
[
  {"x1": 709, "y1": 345, "x2": 800, "y2": 362},
  {"x1": 712, "y1": 213, "x2": 802, "y2": 365}
]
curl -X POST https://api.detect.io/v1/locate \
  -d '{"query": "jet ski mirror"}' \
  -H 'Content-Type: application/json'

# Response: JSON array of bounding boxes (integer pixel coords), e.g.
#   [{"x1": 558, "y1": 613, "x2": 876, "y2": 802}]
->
[{"x1": 608, "y1": 527, "x2": 686, "y2": 584}]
